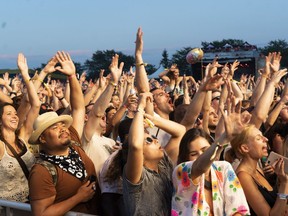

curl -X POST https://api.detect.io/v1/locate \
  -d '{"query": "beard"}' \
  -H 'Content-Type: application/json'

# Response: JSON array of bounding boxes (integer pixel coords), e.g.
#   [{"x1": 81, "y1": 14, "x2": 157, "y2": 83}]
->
[{"x1": 63, "y1": 139, "x2": 72, "y2": 147}]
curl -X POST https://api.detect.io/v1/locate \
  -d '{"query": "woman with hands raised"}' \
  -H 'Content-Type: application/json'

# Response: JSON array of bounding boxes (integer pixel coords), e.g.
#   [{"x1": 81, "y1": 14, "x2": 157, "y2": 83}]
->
[
  {"x1": 0, "y1": 53, "x2": 40, "y2": 202},
  {"x1": 172, "y1": 96, "x2": 250, "y2": 216},
  {"x1": 123, "y1": 92, "x2": 186, "y2": 216}
]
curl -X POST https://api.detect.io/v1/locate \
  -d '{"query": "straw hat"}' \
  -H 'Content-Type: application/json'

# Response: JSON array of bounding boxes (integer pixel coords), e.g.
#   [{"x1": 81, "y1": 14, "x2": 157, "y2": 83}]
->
[{"x1": 29, "y1": 112, "x2": 73, "y2": 145}]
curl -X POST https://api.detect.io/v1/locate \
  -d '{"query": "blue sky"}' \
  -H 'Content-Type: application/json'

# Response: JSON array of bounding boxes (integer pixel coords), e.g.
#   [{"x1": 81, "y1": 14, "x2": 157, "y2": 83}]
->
[{"x1": 1, "y1": 0, "x2": 288, "y2": 69}]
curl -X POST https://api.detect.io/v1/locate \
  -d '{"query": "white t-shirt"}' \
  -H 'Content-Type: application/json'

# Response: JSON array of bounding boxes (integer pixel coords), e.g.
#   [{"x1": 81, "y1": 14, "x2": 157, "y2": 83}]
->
[
  {"x1": 99, "y1": 150, "x2": 123, "y2": 194},
  {"x1": 82, "y1": 133, "x2": 115, "y2": 189}
]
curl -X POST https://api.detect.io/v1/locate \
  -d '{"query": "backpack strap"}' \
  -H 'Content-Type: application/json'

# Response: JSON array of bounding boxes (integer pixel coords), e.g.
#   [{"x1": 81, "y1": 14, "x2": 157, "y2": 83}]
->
[{"x1": 36, "y1": 159, "x2": 58, "y2": 186}]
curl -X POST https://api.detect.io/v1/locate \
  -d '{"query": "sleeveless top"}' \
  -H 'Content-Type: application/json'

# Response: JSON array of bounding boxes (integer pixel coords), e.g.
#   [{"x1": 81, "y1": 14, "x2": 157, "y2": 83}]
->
[
  {"x1": 0, "y1": 139, "x2": 35, "y2": 202},
  {"x1": 239, "y1": 170, "x2": 277, "y2": 216}
]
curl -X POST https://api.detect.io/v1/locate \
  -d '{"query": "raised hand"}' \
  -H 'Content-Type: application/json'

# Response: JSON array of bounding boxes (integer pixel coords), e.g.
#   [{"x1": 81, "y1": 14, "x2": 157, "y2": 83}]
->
[
  {"x1": 109, "y1": 54, "x2": 124, "y2": 84},
  {"x1": 263, "y1": 52, "x2": 273, "y2": 78},
  {"x1": 207, "y1": 57, "x2": 222, "y2": 78},
  {"x1": 55, "y1": 51, "x2": 76, "y2": 76},
  {"x1": 135, "y1": 27, "x2": 144, "y2": 56},
  {"x1": 3, "y1": 72, "x2": 11, "y2": 86},
  {"x1": 17, "y1": 53, "x2": 29, "y2": 73},
  {"x1": 98, "y1": 69, "x2": 106, "y2": 89},
  {"x1": 220, "y1": 97, "x2": 244, "y2": 141},
  {"x1": 229, "y1": 60, "x2": 240, "y2": 79},
  {"x1": 42, "y1": 56, "x2": 58, "y2": 74},
  {"x1": 221, "y1": 62, "x2": 230, "y2": 79},
  {"x1": 270, "y1": 52, "x2": 282, "y2": 73},
  {"x1": 137, "y1": 92, "x2": 153, "y2": 109},
  {"x1": 269, "y1": 68, "x2": 287, "y2": 86},
  {"x1": 79, "y1": 71, "x2": 87, "y2": 83},
  {"x1": 202, "y1": 74, "x2": 224, "y2": 91},
  {"x1": 54, "y1": 86, "x2": 64, "y2": 99}
]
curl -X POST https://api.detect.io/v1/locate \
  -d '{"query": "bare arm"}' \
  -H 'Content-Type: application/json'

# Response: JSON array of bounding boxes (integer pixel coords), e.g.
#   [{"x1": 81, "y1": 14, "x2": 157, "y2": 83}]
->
[
  {"x1": 84, "y1": 55, "x2": 123, "y2": 140},
  {"x1": 250, "y1": 53, "x2": 273, "y2": 106},
  {"x1": 135, "y1": 27, "x2": 150, "y2": 93},
  {"x1": 125, "y1": 93, "x2": 153, "y2": 184},
  {"x1": 181, "y1": 74, "x2": 224, "y2": 130},
  {"x1": 238, "y1": 166, "x2": 288, "y2": 216},
  {"x1": 17, "y1": 53, "x2": 41, "y2": 143},
  {"x1": 250, "y1": 69, "x2": 287, "y2": 129},
  {"x1": 264, "y1": 81, "x2": 288, "y2": 130},
  {"x1": 55, "y1": 51, "x2": 85, "y2": 136}
]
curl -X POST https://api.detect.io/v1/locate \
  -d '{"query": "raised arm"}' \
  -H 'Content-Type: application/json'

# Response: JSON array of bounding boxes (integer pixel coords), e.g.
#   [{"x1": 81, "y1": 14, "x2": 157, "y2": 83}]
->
[
  {"x1": 17, "y1": 53, "x2": 41, "y2": 142},
  {"x1": 84, "y1": 54, "x2": 123, "y2": 140},
  {"x1": 181, "y1": 74, "x2": 224, "y2": 130},
  {"x1": 125, "y1": 92, "x2": 152, "y2": 184},
  {"x1": 55, "y1": 51, "x2": 85, "y2": 136},
  {"x1": 135, "y1": 27, "x2": 150, "y2": 93},
  {"x1": 250, "y1": 69, "x2": 287, "y2": 128},
  {"x1": 264, "y1": 80, "x2": 288, "y2": 130},
  {"x1": 250, "y1": 53, "x2": 273, "y2": 107}
]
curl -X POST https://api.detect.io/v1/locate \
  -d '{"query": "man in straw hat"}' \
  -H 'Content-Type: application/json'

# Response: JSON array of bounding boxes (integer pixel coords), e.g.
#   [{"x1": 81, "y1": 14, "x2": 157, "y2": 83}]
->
[{"x1": 28, "y1": 51, "x2": 101, "y2": 215}]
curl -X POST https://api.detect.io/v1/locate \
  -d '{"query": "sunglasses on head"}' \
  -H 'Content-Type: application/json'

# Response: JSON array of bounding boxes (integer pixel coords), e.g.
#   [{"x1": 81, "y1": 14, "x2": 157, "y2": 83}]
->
[{"x1": 145, "y1": 135, "x2": 158, "y2": 144}]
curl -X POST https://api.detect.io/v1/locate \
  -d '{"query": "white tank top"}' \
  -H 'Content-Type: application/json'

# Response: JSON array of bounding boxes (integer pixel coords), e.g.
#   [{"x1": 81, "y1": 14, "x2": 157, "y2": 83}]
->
[{"x1": 0, "y1": 139, "x2": 35, "y2": 202}]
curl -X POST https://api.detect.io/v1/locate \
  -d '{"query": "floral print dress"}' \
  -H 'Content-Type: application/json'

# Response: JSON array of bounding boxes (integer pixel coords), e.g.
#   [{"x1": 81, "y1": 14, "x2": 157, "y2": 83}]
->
[{"x1": 171, "y1": 160, "x2": 250, "y2": 216}]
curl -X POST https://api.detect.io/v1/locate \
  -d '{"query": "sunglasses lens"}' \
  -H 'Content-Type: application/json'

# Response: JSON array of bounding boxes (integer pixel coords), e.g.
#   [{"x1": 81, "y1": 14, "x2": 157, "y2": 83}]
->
[{"x1": 146, "y1": 137, "x2": 153, "y2": 144}]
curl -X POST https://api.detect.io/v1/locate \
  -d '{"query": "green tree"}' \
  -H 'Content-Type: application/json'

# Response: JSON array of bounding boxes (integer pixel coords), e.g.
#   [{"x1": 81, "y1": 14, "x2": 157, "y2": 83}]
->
[
  {"x1": 260, "y1": 39, "x2": 288, "y2": 68},
  {"x1": 160, "y1": 49, "x2": 170, "y2": 68},
  {"x1": 84, "y1": 50, "x2": 135, "y2": 79},
  {"x1": 171, "y1": 47, "x2": 192, "y2": 75},
  {"x1": 145, "y1": 64, "x2": 157, "y2": 75}
]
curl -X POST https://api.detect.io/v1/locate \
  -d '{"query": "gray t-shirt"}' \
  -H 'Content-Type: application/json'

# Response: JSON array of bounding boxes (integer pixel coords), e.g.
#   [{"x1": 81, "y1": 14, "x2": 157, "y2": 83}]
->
[{"x1": 123, "y1": 153, "x2": 173, "y2": 216}]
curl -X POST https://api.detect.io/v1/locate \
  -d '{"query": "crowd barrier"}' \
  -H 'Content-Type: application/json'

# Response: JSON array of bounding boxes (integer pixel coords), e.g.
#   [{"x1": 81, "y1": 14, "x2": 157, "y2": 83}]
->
[{"x1": 0, "y1": 199, "x2": 96, "y2": 216}]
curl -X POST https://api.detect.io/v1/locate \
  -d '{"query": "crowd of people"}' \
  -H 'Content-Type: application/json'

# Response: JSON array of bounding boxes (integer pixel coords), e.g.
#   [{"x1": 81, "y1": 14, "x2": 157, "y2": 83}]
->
[{"x1": 0, "y1": 27, "x2": 288, "y2": 216}]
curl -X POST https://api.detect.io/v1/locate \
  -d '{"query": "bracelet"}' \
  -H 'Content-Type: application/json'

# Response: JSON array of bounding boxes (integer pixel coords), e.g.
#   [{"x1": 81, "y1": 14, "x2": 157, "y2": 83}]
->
[
  {"x1": 137, "y1": 107, "x2": 145, "y2": 115},
  {"x1": 109, "y1": 81, "x2": 118, "y2": 87},
  {"x1": 23, "y1": 78, "x2": 30, "y2": 83},
  {"x1": 210, "y1": 142, "x2": 229, "y2": 161},
  {"x1": 68, "y1": 74, "x2": 76, "y2": 80},
  {"x1": 59, "y1": 97, "x2": 65, "y2": 101},
  {"x1": 135, "y1": 62, "x2": 148, "y2": 67},
  {"x1": 277, "y1": 193, "x2": 288, "y2": 200}
]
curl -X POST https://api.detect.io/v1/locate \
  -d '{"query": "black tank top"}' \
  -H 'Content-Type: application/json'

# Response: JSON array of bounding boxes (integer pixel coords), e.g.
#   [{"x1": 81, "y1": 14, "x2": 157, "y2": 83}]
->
[{"x1": 248, "y1": 170, "x2": 277, "y2": 216}]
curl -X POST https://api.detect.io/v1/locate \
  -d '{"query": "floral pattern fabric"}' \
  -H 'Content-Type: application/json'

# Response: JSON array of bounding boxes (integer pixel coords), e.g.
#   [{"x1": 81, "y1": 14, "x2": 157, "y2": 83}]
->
[{"x1": 172, "y1": 160, "x2": 250, "y2": 216}]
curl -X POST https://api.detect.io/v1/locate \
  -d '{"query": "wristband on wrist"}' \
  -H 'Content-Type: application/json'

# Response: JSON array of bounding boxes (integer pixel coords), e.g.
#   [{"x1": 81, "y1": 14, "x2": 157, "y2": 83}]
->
[
  {"x1": 277, "y1": 193, "x2": 288, "y2": 200},
  {"x1": 135, "y1": 62, "x2": 148, "y2": 67},
  {"x1": 109, "y1": 81, "x2": 118, "y2": 87},
  {"x1": 68, "y1": 74, "x2": 76, "y2": 80},
  {"x1": 210, "y1": 142, "x2": 230, "y2": 161},
  {"x1": 59, "y1": 97, "x2": 65, "y2": 101},
  {"x1": 137, "y1": 107, "x2": 145, "y2": 115}
]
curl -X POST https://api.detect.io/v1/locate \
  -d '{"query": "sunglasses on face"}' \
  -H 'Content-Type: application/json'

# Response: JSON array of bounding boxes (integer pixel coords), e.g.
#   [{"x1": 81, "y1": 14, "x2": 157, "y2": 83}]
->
[
  {"x1": 212, "y1": 96, "x2": 220, "y2": 101},
  {"x1": 145, "y1": 135, "x2": 158, "y2": 144}
]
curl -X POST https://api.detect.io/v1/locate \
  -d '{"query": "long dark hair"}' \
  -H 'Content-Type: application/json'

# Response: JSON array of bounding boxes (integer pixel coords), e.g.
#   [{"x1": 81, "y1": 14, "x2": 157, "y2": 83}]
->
[
  {"x1": 0, "y1": 103, "x2": 22, "y2": 148},
  {"x1": 104, "y1": 139, "x2": 129, "y2": 184},
  {"x1": 177, "y1": 128, "x2": 212, "y2": 164}
]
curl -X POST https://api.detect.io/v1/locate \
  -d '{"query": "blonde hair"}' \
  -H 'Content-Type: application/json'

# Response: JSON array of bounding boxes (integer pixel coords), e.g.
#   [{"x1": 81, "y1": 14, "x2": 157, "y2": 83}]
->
[{"x1": 226, "y1": 124, "x2": 255, "y2": 162}]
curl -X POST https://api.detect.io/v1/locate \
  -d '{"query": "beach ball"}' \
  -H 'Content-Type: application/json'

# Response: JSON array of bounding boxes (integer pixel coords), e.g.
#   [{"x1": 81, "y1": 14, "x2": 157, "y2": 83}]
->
[{"x1": 186, "y1": 48, "x2": 204, "y2": 64}]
